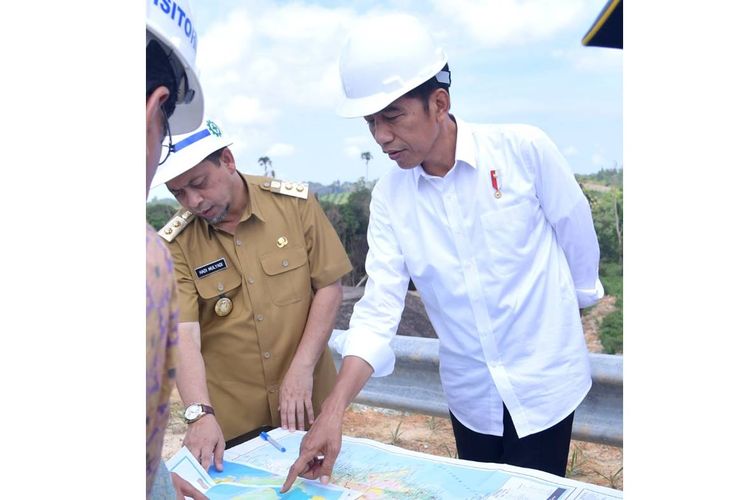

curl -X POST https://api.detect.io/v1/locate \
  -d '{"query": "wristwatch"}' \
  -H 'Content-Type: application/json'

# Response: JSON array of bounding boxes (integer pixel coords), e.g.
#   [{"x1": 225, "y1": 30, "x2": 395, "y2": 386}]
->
[{"x1": 183, "y1": 403, "x2": 215, "y2": 424}]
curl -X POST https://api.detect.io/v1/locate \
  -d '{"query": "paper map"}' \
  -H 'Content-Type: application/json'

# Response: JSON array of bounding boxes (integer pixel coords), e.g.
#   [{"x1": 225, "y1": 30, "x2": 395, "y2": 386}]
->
[
  {"x1": 166, "y1": 446, "x2": 360, "y2": 499},
  {"x1": 222, "y1": 428, "x2": 623, "y2": 499}
]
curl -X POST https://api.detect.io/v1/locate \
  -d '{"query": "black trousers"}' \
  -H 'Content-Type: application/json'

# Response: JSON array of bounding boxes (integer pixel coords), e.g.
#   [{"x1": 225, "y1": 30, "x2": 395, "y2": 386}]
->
[{"x1": 449, "y1": 405, "x2": 574, "y2": 477}]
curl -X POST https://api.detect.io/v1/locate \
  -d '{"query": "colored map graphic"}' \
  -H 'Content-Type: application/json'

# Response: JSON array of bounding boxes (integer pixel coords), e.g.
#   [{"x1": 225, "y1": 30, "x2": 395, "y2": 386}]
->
[
  {"x1": 173, "y1": 429, "x2": 623, "y2": 499},
  {"x1": 225, "y1": 430, "x2": 619, "y2": 500},
  {"x1": 167, "y1": 446, "x2": 358, "y2": 500},
  {"x1": 207, "y1": 461, "x2": 347, "y2": 499}
]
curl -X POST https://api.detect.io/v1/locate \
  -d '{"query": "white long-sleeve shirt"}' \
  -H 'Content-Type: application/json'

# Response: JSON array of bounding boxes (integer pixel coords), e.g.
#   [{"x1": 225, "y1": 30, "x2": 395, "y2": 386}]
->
[{"x1": 332, "y1": 118, "x2": 604, "y2": 438}]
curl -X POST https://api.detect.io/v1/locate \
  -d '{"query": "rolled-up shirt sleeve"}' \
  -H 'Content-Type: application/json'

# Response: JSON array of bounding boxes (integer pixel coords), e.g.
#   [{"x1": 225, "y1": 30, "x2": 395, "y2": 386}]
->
[
  {"x1": 332, "y1": 181, "x2": 411, "y2": 377},
  {"x1": 524, "y1": 126, "x2": 605, "y2": 309}
]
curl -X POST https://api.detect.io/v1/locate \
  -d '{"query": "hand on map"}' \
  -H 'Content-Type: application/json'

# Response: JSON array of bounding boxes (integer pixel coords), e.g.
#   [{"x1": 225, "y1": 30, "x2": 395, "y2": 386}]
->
[
  {"x1": 171, "y1": 471, "x2": 208, "y2": 500},
  {"x1": 184, "y1": 414, "x2": 225, "y2": 472},
  {"x1": 280, "y1": 408, "x2": 344, "y2": 493},
  {"x1": 279, "y1": 365, "x2": 315, "y2": 431}
]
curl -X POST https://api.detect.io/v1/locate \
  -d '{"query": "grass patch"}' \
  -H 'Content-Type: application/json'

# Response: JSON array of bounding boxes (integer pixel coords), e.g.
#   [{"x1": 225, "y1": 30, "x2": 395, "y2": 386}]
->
[
  {"x1": 566, "y1": 444, "x2": 586, "y2": 477},
  {"x1": 594, "y1": 466, "x2": 623, "y2": 489},
  {"x1": 600, "y1": 309, "x2": 623, "y2": 354},
  {"x1": 440, "y1": 443, "x2": 457, "y2": 459},
  {"x1": 598, "y1": 261, "x2": 623, "y2": 355},
  {"x1": 390, "y1": 420, "x2": 404, "y2": 445},
  {"x1": 599, "y1": 262, "x2": 622, "y2": 304}
]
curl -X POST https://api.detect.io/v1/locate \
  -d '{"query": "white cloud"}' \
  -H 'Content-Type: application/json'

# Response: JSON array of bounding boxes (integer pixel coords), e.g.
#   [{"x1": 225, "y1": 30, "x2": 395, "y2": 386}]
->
[
  {"x1": 345, "y1": 135, "x2": 370, "y2": 145},
  {"x1": 552, "y1": 46, "x2": 623, "y2": 73},
  {"x1": 430, "y1": 0, "x2": 587, "y2": 47},
  {"x1": 223, "y1": 95, "x2": 279, "y2": 125},
  {"x1": 343, "y1": 135, "x2": 377, "y2": 158},
  {"x1": 344, "y1": 145, "x2": 361, "y2": 158},
  {"x1": 197, "y1": 8, "x2": 255, "y2": 73},
  {"x1": 266, "y1": 143, "x2": 296, "y2": 157},
  {"x1": 258, "y1": 3, "x2": 355, "y2": 42},
  {"x1": 195, "y1": 1, "x2": 598, "y2": 138},
  {"x1": 229, "y1": 141, "x2": 248, "y2": 159},
  {"x1": 185, "y1": 1, "x2": 619, "y2": 185},
  {"x1": 194, "y1": 2, "x2": 356, "y2": 119},
  {"x1": 591, "y1": 152, "x2": 606, "y2": 168}
]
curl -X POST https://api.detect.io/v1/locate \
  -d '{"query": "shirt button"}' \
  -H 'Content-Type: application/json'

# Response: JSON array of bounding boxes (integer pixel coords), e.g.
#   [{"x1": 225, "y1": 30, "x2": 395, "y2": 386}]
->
[
  {"x1": 256, "y1": 314, "x2": 264, "y2": 321},
  {"x1": 281, "y1": 259, "x2": 289, "y2": 267},
  {"x1": 236, "y1": 239, "x2": 242, "y2": 246},
  {"x1": 247, "y1": 276, "x2": 255, "y2": 284},
  {"x1": 263, "y1": 352, "x2": 271, "y2": 359}
]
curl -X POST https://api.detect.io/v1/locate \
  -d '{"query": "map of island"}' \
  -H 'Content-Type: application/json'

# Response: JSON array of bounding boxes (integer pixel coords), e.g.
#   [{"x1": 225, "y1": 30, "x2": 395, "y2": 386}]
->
[
  {"x1": 224, "y1": 429, "x2": 623, "y2": 499},
  {"x1": 167, "y1": 446, "x2": 359, "y2": 499}
]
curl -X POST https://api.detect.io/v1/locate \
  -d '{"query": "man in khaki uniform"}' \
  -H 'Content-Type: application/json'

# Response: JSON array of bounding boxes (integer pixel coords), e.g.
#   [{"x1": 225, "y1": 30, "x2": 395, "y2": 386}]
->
[{"x1": 152, "y1": 118, "x2": 352, "y2": 472}]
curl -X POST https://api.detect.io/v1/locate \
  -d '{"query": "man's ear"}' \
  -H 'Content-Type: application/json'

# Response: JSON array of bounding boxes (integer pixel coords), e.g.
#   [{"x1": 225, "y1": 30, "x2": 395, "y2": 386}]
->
[
  {"x1": 220, "y1": 147, "x2": 236, "y2": 172},
  {"x1": 432, "y1": 88, "x2": 451, "y2": 120},
  {"x1": 146, "y1": 86, "x2": 170, "y2": 129}
]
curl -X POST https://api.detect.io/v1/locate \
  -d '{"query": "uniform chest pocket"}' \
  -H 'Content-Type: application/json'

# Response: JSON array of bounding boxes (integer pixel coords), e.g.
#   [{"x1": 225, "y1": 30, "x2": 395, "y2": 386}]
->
[
  {"x1": 193, "y1": 263, "x2": 243, "y2": 316},
  {"x1": 259, "y1": 245, "x2": 309, "y2": 306}
]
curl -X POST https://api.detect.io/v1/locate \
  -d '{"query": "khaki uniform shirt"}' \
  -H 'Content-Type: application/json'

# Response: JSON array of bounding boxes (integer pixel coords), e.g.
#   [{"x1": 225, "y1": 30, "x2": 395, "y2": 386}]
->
[{"x1": 165, "y1": 174, "x2": 352, "y2": 439}]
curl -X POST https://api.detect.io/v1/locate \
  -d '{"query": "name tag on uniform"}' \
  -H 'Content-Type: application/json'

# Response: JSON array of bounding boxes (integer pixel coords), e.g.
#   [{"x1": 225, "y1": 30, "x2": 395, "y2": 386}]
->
[{"x1": 195, "y1": 258, "x2": 227, "y2": 279}]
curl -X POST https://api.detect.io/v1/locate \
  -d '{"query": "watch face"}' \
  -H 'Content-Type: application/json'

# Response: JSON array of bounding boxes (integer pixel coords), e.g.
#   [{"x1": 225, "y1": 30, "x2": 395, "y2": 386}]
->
[{"x1": 185, "y1": 405, "x2": 202, "y2": 420}]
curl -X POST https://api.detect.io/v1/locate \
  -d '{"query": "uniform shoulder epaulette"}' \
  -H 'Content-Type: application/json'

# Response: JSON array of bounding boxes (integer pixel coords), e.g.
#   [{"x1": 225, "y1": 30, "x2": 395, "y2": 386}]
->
[
  {"x1": 258, "y1": 178, "x2": 309, "y2": 200},
  {"x1": 157, "y1": 208, "x2": 195, "y2": 242}
]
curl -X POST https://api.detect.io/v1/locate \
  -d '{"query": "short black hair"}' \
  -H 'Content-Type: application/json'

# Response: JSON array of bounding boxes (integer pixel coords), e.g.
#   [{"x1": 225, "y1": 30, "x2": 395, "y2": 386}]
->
[
  {"x1": 403, "y1": 63, "x2": 451, "y2": 112},
  {"x1": 205, "y1": 147, "x2": 226, "y2": 166},
  {"x1": 146, "y1": 40, "x2": 178, "y2": 117}
]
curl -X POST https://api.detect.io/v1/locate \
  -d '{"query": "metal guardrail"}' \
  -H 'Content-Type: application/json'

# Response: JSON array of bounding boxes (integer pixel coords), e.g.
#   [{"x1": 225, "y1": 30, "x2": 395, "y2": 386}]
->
[{"x1": 329, "y1": 332, "x2": 622, "y2": 448}]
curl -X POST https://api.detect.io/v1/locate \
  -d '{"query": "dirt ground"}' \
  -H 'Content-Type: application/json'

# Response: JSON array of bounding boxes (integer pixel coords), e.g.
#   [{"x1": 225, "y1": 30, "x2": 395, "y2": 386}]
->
[
  {"x1": 162, "y1": 296, "x2": 623, "y2": 491},
  {"x1": 341, "y1": 404, "x2": 623, "y2": 491}
]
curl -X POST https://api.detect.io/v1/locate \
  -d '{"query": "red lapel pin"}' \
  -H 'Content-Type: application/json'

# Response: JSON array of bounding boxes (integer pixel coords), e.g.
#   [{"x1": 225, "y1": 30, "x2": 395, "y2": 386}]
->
[{"x1": 490, "y1": 170, "x2": 502, "y2": 198}]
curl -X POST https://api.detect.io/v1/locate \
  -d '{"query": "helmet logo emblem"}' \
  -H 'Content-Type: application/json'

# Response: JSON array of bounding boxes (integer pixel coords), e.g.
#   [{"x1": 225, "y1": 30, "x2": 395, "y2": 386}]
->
[{"x1": 207, "y1": 120, "x2": 222, "y2": 137}]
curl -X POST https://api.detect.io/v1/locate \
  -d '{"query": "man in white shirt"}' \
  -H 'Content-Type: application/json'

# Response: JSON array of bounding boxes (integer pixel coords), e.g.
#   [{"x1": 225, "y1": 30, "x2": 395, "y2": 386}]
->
[{"x1": 283, "y1": 14, "x2": 603, "y2": 491}]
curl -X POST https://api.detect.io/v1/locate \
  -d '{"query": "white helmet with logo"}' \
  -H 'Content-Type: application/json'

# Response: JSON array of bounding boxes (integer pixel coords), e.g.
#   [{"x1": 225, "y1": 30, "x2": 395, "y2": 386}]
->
[
  {"x1": 151, "y1": 119, "x2": 234, "y2": 186},
  {"x1": 337, "y1": 14, "x2": 450, "y2": 118},
  {"x1": 146, "y1": 0, "x2": 204, "y2": 134}
]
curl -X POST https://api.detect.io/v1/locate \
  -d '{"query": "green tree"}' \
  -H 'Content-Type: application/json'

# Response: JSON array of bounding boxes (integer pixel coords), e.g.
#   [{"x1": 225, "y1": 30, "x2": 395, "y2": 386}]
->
[
  {"x1": 576, "y1": 165, "x2": 623, "y2": 189},
  {"x1": 581, "y1": 179, "x2": 624, "y2": 355},
  {"x1": 320, "y1": 182, "x2": 372, "y2": 285},
  {"x1": 360, "y1": 151, "x2": 372, "y2": 182},
  {"x1": 258, "y1": 156, "x2": 275, "y2": 178},
  {"x1": 146, "y1": 203, "x2": 178, "y2": 230},
  {"x1": 587, "y1": 187, "x2": 623, "y2": 265}
]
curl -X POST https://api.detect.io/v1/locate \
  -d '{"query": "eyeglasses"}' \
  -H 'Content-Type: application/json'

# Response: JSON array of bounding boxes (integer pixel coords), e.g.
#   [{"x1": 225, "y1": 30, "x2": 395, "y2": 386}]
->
[{"x1": 159, "y1": 106, "x2": 174, "y2": 166}]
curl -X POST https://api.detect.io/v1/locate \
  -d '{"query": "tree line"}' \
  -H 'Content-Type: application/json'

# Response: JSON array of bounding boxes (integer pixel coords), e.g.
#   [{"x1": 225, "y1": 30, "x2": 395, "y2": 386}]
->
[
  {"x1": 147, "y1": 169, "x2": 622, "y2": 286},
  {"x1": 146, "y1": 168, "x2": 623, "y2": 353}
]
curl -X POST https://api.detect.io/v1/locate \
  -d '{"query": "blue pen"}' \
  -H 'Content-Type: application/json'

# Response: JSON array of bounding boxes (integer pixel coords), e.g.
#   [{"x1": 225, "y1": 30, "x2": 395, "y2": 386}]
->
[{"x1": 260, "y1": 431, "x2": 286, "y2": 452}]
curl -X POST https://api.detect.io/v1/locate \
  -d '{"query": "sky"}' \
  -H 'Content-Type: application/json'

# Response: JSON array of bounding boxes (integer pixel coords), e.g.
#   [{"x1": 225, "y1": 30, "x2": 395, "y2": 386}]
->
[{"x1": 148, "y1": 0, "x2": 622, "y2": 201}]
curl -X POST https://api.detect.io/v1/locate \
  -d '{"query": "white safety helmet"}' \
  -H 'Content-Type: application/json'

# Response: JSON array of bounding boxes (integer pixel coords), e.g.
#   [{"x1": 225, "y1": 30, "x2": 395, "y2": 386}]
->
[
  {"x1": 337, "y1": 14, "x2": 450, "y2": 118},
  {"x1": 151, "y1": 119, "x2": 233, "y2": 186},
  {"x1": 146, "y1": 0, "x2": 204, "y2": 134}
]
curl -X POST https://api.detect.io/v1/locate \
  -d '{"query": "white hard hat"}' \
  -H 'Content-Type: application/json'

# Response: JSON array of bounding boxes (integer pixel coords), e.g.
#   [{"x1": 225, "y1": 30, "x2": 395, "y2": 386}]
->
[
  {"x1": 151, "y1": 119, "x2": 233, "y2": 186},
  {"x1": 146, "y1": 0, "x2": 204, "y2": 134},
  {"x1": 337, "y1": 14, "x2": 449, "y2": 118}
]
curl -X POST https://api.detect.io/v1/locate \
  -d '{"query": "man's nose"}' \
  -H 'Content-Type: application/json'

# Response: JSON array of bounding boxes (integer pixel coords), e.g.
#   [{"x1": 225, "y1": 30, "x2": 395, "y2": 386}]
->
[
  {"x1": 372, "y1": 120, "x2": 393, "y2": 146},
  {"x1": 185, "y1": 190, "x2": 203, "y2": 209}
]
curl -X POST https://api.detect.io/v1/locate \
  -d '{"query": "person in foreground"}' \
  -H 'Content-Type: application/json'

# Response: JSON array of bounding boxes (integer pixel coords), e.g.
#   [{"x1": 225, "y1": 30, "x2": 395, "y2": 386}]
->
[
  {"x1": 146, "y1": 0, "x2": 207, "y2": 498},
  {"x1": 152, "y1": 119, "x2": 352, "y2": 473},
  {"x1": 282, "y1": 14, "x2": 603, "y2": 492}
]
